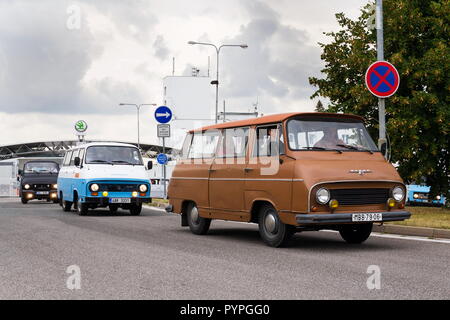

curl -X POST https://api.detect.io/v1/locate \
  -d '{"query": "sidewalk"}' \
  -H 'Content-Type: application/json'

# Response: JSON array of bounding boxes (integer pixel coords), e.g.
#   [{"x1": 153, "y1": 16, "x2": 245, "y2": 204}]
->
[{"x1": 373, "y1": 224, "x2": 450, "y2": 239}]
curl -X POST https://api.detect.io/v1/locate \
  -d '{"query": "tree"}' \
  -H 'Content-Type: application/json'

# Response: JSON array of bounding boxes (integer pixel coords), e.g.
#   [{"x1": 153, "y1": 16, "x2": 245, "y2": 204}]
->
[
  {"x1": 309, "y1": 0, "x2": 449, "y2": 198},
  {"x1": 315, "y1": 100, "x2": 325, "y2": 112}
]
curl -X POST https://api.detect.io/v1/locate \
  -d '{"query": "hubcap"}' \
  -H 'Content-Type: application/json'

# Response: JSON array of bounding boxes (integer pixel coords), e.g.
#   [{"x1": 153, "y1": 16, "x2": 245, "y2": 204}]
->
[
  {"x1": 190, "y1": 206, "x2": 199, "y2": 224},
  {"x1": 264, "y1": 212, "x2": 278, "y2": 234}
]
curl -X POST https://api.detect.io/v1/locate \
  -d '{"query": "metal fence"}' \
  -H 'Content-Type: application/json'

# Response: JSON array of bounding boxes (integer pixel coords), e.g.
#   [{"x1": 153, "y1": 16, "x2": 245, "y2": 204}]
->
[{"x1": 0, "y1": 162, "x2": 17, "y2": 197}]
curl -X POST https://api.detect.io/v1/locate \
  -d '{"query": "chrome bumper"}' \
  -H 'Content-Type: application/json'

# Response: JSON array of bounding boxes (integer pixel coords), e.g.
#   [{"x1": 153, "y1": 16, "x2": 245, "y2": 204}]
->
[{"x1": 296, "y1": 211, "x2": 411, "y2": 225}]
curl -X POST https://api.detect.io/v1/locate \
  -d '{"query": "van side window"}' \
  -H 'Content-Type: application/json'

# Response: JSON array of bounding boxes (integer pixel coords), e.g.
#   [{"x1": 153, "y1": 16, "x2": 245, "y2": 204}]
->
[
  {"x1": 70, "y1": 149, "x2": 79, "y2": 166},
  {"x1": 254, "y1": 125, "x2": 283, "y2": 157},
  {"x1": 63, "y1": 151, "x2": 73, "y2": 166},
  {"x1": 180, "y1": 134, "x2": 193, "y2": 159},
  {"x1": 188, "y1": 131, "x2": 220, "y2": 159},
  {"x1": 78, "y1": 149, "x2": 85, "y2": 164},
  {"x1": 216, "y1": 127, "x2": 249, "y2": 158}
]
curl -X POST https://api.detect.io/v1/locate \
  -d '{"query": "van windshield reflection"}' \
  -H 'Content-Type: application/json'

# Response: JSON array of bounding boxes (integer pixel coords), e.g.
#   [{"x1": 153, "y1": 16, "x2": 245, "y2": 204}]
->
[
  {"x1": 85, "y1": 146, "x2": 143, "y2": 165},
  {"x1": 287, "y1": 117, "x2": 378, "y2": 152}
]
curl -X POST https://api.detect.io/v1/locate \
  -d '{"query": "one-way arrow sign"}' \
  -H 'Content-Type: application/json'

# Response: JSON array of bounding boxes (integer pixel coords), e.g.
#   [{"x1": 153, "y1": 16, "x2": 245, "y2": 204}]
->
[{"x1": 154, "y1": 106, "x2": 172, "y2": 124}]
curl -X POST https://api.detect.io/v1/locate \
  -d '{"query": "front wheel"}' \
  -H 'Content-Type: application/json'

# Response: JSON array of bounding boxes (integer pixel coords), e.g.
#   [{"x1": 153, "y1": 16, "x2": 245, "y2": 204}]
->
[
  {"x1": 21, "y1": 197, "x2": 28, "y2": 204},
  {"x1": 76, "y1": 198, "x2": 88, "y2": 216},
  {"x1": 339, "y1": 223, "x2": 373, "y2": 244},
  {"x1": 258, "y1": 204, "x2": 294, "y2": 247},
  {"x1": 187, "y1": 202, "x2": 211, "y2": 235},
  {"x1": 129, "y1": 204, "x2": 142, "y2": 216}
]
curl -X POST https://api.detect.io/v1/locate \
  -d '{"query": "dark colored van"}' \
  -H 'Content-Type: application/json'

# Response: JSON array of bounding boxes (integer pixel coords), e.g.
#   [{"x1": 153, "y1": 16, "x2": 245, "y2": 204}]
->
[{"x1": 18, "y1": 161, "x2": 60, "y2": 204}]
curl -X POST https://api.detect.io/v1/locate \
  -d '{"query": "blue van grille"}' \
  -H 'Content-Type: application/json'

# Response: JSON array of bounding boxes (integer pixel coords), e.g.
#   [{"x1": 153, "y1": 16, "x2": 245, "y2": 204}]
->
[{"x1": 97, "y1": 184, "x2": 140, "y2": 192}]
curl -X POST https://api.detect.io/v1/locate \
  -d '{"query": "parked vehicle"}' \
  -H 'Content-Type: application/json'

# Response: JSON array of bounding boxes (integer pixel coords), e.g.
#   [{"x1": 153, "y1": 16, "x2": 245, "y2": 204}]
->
[
  {"x1": 18, "y1": 161, "x2": 59, "y2": 204},
  {"x1": 57, "y1": 142, "x2": 152, "y2": 215},
  {"x1": 406, "y1": 184, "x2": 446, "y2": 207},
  {"x1": 167, "y1": 112, "x2": 411, "y2": 247}
]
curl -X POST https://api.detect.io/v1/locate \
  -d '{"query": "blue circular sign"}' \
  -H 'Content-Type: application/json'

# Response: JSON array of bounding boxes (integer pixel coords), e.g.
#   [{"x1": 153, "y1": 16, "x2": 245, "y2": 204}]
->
[
  {"x1": 365, "y1": 61, "x2": 400, "y2": 98},
  {"x1": 157, "y1": 153, "x2": 168, "y2": 165},
  {"x1": 154, "y1": 106, "x2": 172, "y2": 124}
]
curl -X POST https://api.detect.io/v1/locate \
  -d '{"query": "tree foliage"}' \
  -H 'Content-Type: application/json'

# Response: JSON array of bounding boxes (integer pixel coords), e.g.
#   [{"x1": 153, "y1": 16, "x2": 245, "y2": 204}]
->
[{"x1": 309, "y1": 0, "x2": 449, "y2": 197}]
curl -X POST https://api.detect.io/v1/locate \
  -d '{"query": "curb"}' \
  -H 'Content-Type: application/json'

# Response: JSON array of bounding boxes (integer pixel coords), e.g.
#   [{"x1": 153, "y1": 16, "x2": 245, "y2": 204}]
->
[{"x1": 373, "y1": 224, "x2": 450, "y2": 239}]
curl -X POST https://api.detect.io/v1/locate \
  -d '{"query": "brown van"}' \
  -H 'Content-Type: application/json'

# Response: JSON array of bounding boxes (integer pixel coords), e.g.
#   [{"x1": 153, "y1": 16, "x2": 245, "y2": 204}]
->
[{"x1": 166, "y1": 112, "x2": 410, "y2": 247}]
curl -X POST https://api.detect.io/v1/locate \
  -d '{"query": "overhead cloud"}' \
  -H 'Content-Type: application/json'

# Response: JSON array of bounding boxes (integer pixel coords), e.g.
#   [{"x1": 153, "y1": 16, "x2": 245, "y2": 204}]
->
[{"x1": 153, "y1": 35, "x2": 169, "y2": 60}]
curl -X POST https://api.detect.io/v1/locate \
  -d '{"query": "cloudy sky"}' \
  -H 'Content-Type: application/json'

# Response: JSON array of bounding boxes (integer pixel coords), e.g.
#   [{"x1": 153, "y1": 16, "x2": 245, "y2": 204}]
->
[{"x1": 0, "y1": 0, "x2": 368, "y2": 147}]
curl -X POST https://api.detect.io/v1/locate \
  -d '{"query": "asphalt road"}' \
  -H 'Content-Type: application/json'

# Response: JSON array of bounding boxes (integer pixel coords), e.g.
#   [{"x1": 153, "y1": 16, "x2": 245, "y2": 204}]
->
[{"x1": 0, "y1": 198, "x2": 448, "y2": 300}]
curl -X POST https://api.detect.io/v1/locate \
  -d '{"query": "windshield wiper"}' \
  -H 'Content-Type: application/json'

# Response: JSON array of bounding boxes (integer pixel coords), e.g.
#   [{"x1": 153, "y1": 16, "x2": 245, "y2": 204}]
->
[
  {"x1": 90, "y1": 160, "x2": 113, "y2": 164},
  {"x1": 301, "y1": 146, "x2": 342, "y2": 154},
  {"x1": 111, "y1": 160, "x2": 135, "y2": 165},
  {"x1": 336, "y1": 144, "x2": 373, "y2": 154}
]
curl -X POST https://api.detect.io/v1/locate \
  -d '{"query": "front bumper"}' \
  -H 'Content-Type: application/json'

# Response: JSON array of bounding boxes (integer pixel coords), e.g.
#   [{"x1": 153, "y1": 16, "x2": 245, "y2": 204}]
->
[
  {"x1": 84, "y1": 197, "x2": 151, "y2": 205},
  {"x1": 22, "y1": 190, "x2": 57, "y2": 199},
  {"x1": 296, "y1": 210, "x2": 411, "y2": 225}
]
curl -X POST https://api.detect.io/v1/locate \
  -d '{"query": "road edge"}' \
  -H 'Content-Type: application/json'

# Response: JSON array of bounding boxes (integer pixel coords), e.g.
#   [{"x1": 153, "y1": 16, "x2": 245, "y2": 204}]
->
[{"x1": 373, "y1": 224, "x2": 450, "y2": 239}]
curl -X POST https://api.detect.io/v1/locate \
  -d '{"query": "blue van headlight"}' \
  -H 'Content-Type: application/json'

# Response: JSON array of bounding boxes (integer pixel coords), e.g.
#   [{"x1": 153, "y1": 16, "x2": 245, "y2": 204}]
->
[
  {"x1": 139, "y1": 184, "x2": 148, "y2": 193},
  {"x1": 90, "y1": 183, "x2": 100, "y2": 192}
]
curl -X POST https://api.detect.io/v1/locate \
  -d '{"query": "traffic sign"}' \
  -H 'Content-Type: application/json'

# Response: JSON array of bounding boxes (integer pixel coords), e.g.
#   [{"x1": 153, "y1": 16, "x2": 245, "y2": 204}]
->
[
  {"x1": 365, "y1": 61, "x2": 400, "y2": 98},
  {"x1": 157, "y1": 124, "x2": 170, "y2": 138},
  {"x1": 74, "y1": 120, "x2": 88, "y2": 133},
  {"x1": 157, "y1": 153, "x2": 168, "y2": 165},
  {"x1": 154, "y1": 106, "x2": 172, "y2": 124}
]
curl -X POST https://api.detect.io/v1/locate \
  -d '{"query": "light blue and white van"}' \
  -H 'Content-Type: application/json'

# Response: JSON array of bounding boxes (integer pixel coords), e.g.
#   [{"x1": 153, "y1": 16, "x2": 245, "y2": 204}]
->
[{"x1": 57, "y1": 142, "x2": 152, "y2": 215}]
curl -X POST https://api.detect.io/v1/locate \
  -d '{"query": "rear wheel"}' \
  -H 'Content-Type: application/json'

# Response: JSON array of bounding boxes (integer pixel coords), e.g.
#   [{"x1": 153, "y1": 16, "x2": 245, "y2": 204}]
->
[
  {"x1": 187, "y1": 202, "x2": 211, "y2": 235},
  {"x1": 258, "y1": 204, "x2": 294, "y2": 247},
  {"x1": 339, "y1": 223, "x2": 373, "y2": 244},
  {"x1": 129, "y1": 204, "x2": 142, "y2": 216},
  {"x1": 76, "y1": 198, "x2": 88, "y2": 216},
  {"x1": 62, "y1": 194, "x2": 72, "y2": 212}
]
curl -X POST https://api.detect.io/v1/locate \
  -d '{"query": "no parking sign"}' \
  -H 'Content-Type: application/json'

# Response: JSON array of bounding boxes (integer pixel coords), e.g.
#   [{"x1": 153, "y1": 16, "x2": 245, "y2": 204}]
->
[{"x1": 365, "y1": 61, "x2": 400, "y2": 98}]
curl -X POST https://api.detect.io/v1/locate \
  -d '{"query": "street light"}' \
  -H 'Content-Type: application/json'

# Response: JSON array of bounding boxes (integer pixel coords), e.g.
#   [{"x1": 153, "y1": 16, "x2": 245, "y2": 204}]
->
[
  {"x1": 188, "y1": 41, "x2": 248, "y2": 123},
  {"x1": 119, "y1": 103, "x2": 157, "y2": 150}
]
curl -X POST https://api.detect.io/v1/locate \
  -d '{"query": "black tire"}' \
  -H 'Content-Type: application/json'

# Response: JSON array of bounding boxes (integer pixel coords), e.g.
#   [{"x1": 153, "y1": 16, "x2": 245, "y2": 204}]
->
[
  {"x1": 21, "y1": 197, "x2": 28, "y2": 204},
  {"x1": 129, "y1": 204, "x2": 142, "y2": 216},
  {"x1": 109, "y1": 205, "x2": 119, "y2": 214},
  {"x1": 76, "y1": 198, "x2": 88, "y2": 216},
  {"x1": 187, "y1": 202, "x2": 211, "y2": 235},
  {"x1": 62, "y1": 197, "x2": 72, "y2": 212},
  {"x1": 339, "y1": 223, "x2": 373, "y2": 244},
  {"x1": 258, "y1": 204, "x2": 294, "y2": 247},
  {"x1": 53, "y1": 199, "x2": 59, "y2": 204}
]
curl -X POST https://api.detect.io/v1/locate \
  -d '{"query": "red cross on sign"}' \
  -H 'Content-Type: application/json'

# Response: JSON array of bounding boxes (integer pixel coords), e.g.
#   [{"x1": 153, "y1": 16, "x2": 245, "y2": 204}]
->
[{"x1": 365, "y1": 61, "x2": 400, "y2": 98}]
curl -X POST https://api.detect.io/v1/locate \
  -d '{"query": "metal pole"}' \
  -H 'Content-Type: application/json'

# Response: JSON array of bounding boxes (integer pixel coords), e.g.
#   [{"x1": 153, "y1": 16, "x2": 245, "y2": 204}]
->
[
  {"x1": 376, "y1": 0, "x2": 386, "y2": 149},
  {"x1": 137, "y1": 105, "x2": 141, "y2": 150},
  {"x1": 223, "y1": 100, "x2": 226, "y2": 123},
  {"x1": 163, "y1": 137, "x2": 166, "y2": 199},
  {"x1": 215, "y1": 48, "x2": 219, "y2": 124}
]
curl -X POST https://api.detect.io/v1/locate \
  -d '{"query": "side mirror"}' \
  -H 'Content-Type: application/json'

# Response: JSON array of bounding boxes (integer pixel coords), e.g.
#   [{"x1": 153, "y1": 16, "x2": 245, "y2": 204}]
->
[
  {"x1": 380, "y1": 142, "x2": 387, "y2": 159},
  {"x1": 147, "y1": 161, "x2": 153, "y2": 170},
  {"x1": 74, "y1": 157, "x2": 81, "y2": 167}
]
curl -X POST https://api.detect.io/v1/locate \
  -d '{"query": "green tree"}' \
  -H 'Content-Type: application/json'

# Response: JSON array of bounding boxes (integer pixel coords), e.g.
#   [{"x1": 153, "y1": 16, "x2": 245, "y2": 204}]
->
[
  {"x1": 315, "y1": 100, "x2": 326, "y2": 112},
  {"x1": 309, "y1": 0, "x2": 449, "y2": 198}
]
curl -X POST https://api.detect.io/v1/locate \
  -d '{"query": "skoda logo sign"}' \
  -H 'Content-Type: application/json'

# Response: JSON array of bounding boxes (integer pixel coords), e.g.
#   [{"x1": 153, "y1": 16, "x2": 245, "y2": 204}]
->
[
  {"x1": 349, "y1": 169, "x2": 372, "y2": 176},
  {"x1": 75, "y1": 120, "x2": 88, "y2": 133}
]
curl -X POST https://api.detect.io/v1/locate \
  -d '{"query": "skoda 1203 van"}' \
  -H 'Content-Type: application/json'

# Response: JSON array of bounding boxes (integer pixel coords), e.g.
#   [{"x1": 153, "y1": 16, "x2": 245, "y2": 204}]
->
[
  {"x1": 57, "y1": 142, "x2": 152, "y2": 216},
  {"x1": 167, "y1": 112, "x2": 411, "y2": 247}
]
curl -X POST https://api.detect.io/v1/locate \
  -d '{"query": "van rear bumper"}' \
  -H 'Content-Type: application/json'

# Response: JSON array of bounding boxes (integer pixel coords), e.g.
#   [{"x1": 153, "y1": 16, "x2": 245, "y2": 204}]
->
[{"x1": 295, "y1": 211, "x2": 411, "y2": 225}]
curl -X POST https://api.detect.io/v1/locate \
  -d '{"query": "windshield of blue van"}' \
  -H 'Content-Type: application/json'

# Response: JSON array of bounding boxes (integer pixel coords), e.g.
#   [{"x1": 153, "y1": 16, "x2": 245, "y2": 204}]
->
[
  {"x1": 24, "y1": 162, "x2": 59, "y2": 174},
  {"x1": 85, "y1": 146, "x2": 143, "y2": 165},
  {"x1": 287, "y1": 117, "x2": 378, "y2": 152}
]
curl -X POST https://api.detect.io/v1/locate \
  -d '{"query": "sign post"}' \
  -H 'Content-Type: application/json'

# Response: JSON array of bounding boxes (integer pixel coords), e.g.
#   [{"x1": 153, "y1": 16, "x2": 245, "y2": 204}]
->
[
  {"x1": 154, "y1": 106, "x2": 172, "y2": 199},
  {"x1": 74, "y1": 120, "x2": 88, "y2": 143}
]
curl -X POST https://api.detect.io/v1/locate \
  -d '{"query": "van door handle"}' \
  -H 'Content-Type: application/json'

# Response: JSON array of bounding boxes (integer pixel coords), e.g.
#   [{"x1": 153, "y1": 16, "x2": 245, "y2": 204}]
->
[{"x1": 244, "y1": 168, "x2": 254, "y2": 172}]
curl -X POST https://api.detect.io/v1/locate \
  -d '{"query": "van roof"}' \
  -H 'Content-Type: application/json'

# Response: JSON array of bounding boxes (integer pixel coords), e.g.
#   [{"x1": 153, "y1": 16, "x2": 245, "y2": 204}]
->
[
  {"x1": 190, "y1": 112, "x2": 365, "y2": 133},
  {"x1": 69, "y1": 142, "x2": 138, "y2": 149}
]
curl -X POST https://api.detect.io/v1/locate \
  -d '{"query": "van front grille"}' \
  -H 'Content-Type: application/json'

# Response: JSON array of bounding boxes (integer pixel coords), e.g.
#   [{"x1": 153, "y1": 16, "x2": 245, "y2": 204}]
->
[
  {"x1": 330, "y1": 188, "x2": 390, "y2": 205},
  {"x1": 97, "y1": 184, "x2": 140, "y2": 192}
]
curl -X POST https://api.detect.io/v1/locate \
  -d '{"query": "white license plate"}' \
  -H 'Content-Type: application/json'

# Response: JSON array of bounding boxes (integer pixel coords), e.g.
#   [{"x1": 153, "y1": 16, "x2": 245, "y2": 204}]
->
[
  {"x1": 109, "y1": 198, "x2": 131, "y2": 204},
  {"x1": 36, "y1": 191, "x2": 49, "y2": 195},
  {"x1": 352, "y1": 213, "x2": 383, "y2": 222}
]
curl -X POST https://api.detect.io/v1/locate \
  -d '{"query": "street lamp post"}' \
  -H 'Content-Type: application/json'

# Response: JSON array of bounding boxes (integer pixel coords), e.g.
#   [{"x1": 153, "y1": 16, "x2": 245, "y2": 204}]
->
[
  {"x1": 119, "y1": 103, "x2": 157, "y2": 150},
  {"x1": 188, "y1": 41, "x2": 248, "y2": 124}
]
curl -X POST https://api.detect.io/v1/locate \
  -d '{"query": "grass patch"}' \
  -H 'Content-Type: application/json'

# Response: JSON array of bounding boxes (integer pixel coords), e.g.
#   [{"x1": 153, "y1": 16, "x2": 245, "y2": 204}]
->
[{"x1": 388, "y1": 206, "x2": 450, "y2": 229}]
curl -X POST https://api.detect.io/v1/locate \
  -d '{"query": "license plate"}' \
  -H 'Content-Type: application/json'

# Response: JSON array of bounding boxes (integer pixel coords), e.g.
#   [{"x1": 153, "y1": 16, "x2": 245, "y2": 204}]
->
[
  {"x1": 352, "y1": 213, "x2": 383, "y2": 222},
  {"x1": 36, "y1": 191, "x2": 49, "y2": 195},
  {"x1": 109, "y1": 198, "x2": 131, "y2": 204}
]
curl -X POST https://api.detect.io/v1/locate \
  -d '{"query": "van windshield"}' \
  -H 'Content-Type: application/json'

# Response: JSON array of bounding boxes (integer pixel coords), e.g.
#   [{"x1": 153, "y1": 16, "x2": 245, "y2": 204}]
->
[
  {"x1": 287, "y1": 117, "x2": 378, "y2": 152},
  {"x1": 24, "y1": 162, "x2": 59, "y2": 174},
  {"x1": 85, "y1": 146, "x2": 143, "y2": 165}
]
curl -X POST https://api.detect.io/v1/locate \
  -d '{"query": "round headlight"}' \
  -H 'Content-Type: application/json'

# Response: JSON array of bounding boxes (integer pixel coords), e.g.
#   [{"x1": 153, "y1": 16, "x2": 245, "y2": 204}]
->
[
  {"x1": 413, "y1": 193, "x2": 419, "y2": 199},
  {"x1": 90, "y1": 183, "x2": 99, "y2": 192},
  {"x1": 392, "y1": 186, "x2": 404, "y2": 202},
  {"x1": 24, "y1": 184, "x2": 30, "y2": 190},
  {"x1": 52, "y1": 184, "x2": 58, "y2": 189},
  {"x1": 316, "y1": 188, "x2": 330, "y2": 204},
  {"x1": 139, "y1": 184, "x2": 148, "y2": 193},
  {"x1": 436, "y1": 195, "x2": 441, "y2": 200}
]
